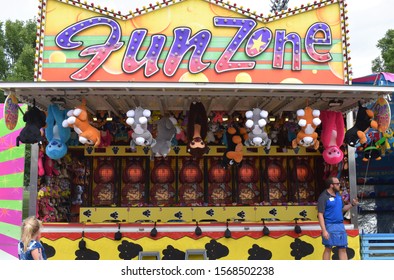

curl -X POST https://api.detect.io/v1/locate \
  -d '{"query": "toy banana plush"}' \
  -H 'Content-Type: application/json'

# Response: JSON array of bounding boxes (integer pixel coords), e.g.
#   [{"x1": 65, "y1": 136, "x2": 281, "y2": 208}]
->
[
  {"x1": 62, "y1": 99, "x2": 101, "y2": 147},
  {"x1": 292, "y1": 106, "x2": 321, "y2": 150}
]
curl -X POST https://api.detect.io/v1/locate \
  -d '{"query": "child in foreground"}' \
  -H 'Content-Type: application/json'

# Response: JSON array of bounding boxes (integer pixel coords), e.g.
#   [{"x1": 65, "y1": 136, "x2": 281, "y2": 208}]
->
[{"x1": 18, "y1": 216, "x2": 47, "y2": 260}]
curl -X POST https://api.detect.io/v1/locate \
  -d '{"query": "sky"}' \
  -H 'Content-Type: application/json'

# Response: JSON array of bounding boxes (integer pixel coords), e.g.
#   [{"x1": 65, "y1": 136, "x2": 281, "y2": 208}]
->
[{"x1": 1, "y1": 0, "x2": 393, "y2": 78}]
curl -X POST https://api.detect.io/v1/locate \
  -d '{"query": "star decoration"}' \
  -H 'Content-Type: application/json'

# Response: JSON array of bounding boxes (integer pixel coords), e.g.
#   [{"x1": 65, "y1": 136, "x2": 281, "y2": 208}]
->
[{"x1": 251, "y1": 34, "x2": 266, "y2": 52}]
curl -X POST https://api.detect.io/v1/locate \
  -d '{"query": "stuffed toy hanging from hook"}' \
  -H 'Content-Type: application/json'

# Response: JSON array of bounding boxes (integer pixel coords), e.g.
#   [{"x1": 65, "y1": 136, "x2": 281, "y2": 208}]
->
[
  {"x1": 186, "y1": 101, "x2": 209, "y2": 159},
  {"x1": 16, "y1": 99, "x2": 46, "y2": 146},
  {"x1": 62, "y1": 99, "x2": 101, "y2": 147},
  {"x1": 45, "y1": 104, "x2": 71, "y2": 159},
  {"x1": 292, "y1": 106, "x2": 321, "y2": 150},
  {"x1": 344, "y1": 101, "x2": 378, "y2": 147},
  {"x1": 126, "y1": 106, "x2": 156, "y2": 151},
  {"x1": 320, "y1": 111, "x2": 345, "y2": 165}
]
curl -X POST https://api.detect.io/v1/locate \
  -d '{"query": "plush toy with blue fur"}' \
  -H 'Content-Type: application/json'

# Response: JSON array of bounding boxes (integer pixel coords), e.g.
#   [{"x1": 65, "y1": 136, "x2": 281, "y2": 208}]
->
[{"x1": 45, "y1": 104, "x2": 71, "y2": 160}]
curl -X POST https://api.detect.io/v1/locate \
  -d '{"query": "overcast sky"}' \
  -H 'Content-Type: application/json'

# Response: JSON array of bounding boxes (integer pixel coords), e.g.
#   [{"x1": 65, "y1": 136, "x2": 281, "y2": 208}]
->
[{"x1": 1, "y1": 0, "x2": 393, "y2": 78}]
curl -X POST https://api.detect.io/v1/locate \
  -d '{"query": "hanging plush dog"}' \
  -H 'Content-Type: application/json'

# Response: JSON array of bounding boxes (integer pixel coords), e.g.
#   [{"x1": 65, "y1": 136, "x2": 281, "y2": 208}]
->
[
  {"x1": 151, "y1": 116, "x2": 177, "y2": 158},
  {"x1": 244, "y1": 108, "x2": 271, "y2": 149}
]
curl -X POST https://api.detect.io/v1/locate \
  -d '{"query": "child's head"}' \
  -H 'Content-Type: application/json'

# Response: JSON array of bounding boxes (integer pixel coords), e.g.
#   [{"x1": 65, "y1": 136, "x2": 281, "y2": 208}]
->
[{"x1": 21, "y1": 216, "x2": 43, "y2": 252}]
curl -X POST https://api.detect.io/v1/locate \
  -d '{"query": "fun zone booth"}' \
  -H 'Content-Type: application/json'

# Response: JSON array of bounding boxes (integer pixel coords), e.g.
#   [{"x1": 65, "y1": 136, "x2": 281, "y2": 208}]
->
[{"x1": 1, "y1": 0, "x2": 393, "y2": 260}]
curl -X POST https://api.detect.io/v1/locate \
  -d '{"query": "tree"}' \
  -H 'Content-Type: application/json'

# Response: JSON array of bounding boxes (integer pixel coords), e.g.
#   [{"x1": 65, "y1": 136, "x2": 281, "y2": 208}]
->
[
  {"x1": 0, "y1": 18, "x2": 36, "y2": 102},
  {"x1": 372, "y1": 29, "x2": 394, "y2": 73}
]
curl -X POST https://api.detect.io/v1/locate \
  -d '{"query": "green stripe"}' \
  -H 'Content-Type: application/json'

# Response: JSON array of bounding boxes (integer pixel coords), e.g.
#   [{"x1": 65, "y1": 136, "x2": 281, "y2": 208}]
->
[
  {"x1": 0, "y1": 200, "x2": 23, "y2": 211},
  {"x1": 0, "y1": 222, "x2": 21, "y2": 239},
  {"x1": 0, "y1": 148, "x2": 25, "y2": 162},
  {"x1": 0, "y1": 173, "x2": 24, "y2": 188},
  {"x1": 45, "y1": 35, "x2": 341, "y2": 47}
]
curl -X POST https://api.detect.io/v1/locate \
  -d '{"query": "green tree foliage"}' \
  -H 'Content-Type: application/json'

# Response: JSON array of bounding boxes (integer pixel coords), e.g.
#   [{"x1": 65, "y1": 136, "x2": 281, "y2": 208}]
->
[
  {"x1": 372, "y1": 29, "x2": 394, "y2": 73},
  {"x1": 0, "y1": 18, "x2": 36, "y2": 102}
]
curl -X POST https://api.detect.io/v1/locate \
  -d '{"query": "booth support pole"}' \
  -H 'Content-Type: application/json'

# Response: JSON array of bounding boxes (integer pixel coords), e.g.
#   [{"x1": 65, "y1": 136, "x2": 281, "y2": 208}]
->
[
  {"x1": 346, "y1": 111, "x2": 358, "y2": 228},
  {"x1": 28, "y1": 143, "x2": 39, "y2": 217}
]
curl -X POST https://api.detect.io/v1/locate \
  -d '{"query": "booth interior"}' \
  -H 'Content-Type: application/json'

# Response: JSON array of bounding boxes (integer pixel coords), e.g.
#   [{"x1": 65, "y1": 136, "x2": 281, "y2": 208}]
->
[{"x1": 3, "y1": 82, "x2": 391, "y2": 222}]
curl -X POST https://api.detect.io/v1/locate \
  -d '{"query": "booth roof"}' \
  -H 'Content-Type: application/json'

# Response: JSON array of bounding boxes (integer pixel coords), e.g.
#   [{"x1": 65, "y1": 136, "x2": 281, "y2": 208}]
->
[
  {"x1": 1, "y1": 82, "x2": 393, "y2": 117},
  {"x1": 352, "y1": 72, "x2": 394, "y2": 86}
]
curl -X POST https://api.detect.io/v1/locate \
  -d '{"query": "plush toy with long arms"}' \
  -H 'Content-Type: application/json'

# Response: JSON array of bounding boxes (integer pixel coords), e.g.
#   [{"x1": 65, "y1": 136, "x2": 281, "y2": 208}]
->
[
  {"x1": 16, "y1": 101, "x2": 46, "y2": 146},
  {"x1": 45, "y1": 104, "x2": 71, "y2": 159},
  {"x1": 344, "y1": 101, "x2": 378, "y2": 147}
]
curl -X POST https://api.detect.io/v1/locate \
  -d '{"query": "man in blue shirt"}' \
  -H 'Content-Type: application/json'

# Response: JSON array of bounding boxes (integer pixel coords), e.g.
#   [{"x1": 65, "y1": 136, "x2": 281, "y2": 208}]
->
[{"x1": 317, "y1": 177, "x2": 358, "y2": 260}]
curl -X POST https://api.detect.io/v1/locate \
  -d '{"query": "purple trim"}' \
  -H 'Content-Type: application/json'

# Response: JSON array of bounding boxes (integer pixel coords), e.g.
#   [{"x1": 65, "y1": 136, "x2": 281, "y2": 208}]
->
[
  {"x1": 0, "y1": 233, "x2": 18, "y2": 257},
  {"x1": 0, "y1": 188, "x2": 23, "y2": 200},
  {"x1": 382, "y1": 72, "x2": 394, "y2": 82}
]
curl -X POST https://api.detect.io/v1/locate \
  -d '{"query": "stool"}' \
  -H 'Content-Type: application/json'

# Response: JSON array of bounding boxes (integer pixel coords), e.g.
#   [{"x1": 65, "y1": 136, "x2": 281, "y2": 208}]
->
[
  {"x1": 138, "y1": 251, "x2": 161, "y2": 260},
  {"x1": 185, "y1": 249, "x2": 208, "y2": 260}
]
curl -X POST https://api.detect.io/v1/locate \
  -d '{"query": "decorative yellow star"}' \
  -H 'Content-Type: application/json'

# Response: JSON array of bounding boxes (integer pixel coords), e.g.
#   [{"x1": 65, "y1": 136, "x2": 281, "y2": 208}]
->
[{"x1": 251, "y1": 34, "x2": 266, "y2": 53}]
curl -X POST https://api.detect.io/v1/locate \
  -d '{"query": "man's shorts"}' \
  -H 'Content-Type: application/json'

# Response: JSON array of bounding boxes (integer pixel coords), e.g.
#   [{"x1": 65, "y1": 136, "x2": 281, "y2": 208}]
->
[{"x1": 322, "y1": 223, "x2": 348, "y2": 248}]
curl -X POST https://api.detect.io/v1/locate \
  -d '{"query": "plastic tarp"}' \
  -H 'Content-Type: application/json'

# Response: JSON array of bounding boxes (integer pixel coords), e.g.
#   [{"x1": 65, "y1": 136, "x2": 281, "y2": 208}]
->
[{"x1": 352, "y1": 72, "x2": 394, "y2": 86}]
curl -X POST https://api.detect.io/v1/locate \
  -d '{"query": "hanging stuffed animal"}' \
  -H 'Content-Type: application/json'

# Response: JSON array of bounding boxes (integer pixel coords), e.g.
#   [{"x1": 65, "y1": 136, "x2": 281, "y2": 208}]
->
[
  {"x1": 244, "y1": 108, "x2": 271, "y2": 149},
  {"x1": 62, "y1": 99, "x2": 101, "y2": 147},
  {"x1": 222, "y1": 125, "x2": 248, "y2": 167},
  {"x1": 186, "y1": 101, "x2": 209, "y2": 158},
  {"x1": 151, "y1": 116, "x2": 177, "y2": 158},
  {"x1": 292, "y1": 106, "x2": 321, "y2": 150},
  {"x1": 16, "y1": 101, "x2": 46, "y2": 146},
  {"x1": 382, "y1": 127, "x2": 394, "y2": 153},
  {"x1": 320, "y1": 111, "x2": 345, "y2": 165},
  {"x1": 363, "y1": 137, "x2": 386, "y2": 161},
  {"x1": 344, "y1": 101, "x2": 378, "y2": 147},
  {"x1": 126, "y1": 106, "x2": 156, "y2": 150},
  {"x1": 45, "y1": 104, "x2": 71, "y2": 160}
]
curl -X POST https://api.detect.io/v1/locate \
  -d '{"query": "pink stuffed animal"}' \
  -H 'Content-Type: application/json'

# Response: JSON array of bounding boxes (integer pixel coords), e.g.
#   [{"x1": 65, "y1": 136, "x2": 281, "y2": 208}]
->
[
  {"x1": 320, "y1": 111, "x2": 345, "y2": 165},
  {"x1": 44, "y1": 154, "x2": 60, "y2": 177}
]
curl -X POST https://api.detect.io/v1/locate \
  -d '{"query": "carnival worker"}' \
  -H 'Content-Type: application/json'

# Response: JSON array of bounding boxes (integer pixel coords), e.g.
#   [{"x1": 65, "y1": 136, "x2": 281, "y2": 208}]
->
[{"x1": 317, "y1": 176, "x2": 358, "y2": 260}]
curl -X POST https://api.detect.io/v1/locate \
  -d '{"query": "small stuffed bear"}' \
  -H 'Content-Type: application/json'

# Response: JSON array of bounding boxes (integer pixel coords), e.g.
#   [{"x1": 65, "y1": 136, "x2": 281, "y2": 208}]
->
[
  {"x1": 126, "y1": 107, "x2": 156, "y2": 150},
  {"x1": 344, "y1": 102, "x2": 378, "y2": 147},
  {"x1": 16, "y1": 104, "x2": 46, "y2": 146},
  {"x1": 244, "y1": 108, "x2": 271, "y2": 149},
  {"x1": 45, "y1": 104, "x2": 71, "y2": 160},
  {"x1": 151, "y1": 116, "x2": 177, "y2": 158}
]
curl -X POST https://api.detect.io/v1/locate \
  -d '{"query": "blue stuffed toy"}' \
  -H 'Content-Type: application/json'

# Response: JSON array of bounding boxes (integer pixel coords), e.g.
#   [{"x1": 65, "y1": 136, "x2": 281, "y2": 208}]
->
[{"x1": 45, "y1": 104, "x2": 71, "y2": 160}]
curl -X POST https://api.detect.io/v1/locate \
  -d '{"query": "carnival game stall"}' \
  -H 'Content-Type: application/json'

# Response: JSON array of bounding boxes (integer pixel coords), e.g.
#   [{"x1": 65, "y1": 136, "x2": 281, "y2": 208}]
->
[{"x1": 1, "y1": 0, "x2": 393, "y2": 260}]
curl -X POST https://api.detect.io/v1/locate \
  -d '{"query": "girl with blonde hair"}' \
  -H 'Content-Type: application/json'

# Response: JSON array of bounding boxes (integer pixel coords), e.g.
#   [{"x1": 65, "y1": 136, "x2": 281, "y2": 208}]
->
[{"x1": 18, "y1": 216, "x2": 47, "y2": 260}]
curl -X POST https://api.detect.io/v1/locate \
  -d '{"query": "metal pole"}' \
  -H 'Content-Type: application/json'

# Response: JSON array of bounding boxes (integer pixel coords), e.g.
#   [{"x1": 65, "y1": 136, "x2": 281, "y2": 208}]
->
[
  {"x1": 346, "y1": 111, "x2": 358, "y2": 228},
  {"x1": 28, "y1": 144, "x2": 39, "y2": 217}
]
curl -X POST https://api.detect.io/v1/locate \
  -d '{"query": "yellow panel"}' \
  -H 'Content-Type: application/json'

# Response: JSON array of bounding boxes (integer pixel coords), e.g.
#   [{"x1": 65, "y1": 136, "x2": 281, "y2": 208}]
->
[
  {"x1": 79, "y1": 207, "x2": 129, "y2": 222},
  {"x1": 41, "y1": 234, "x2": 360, "y2": 260}
]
